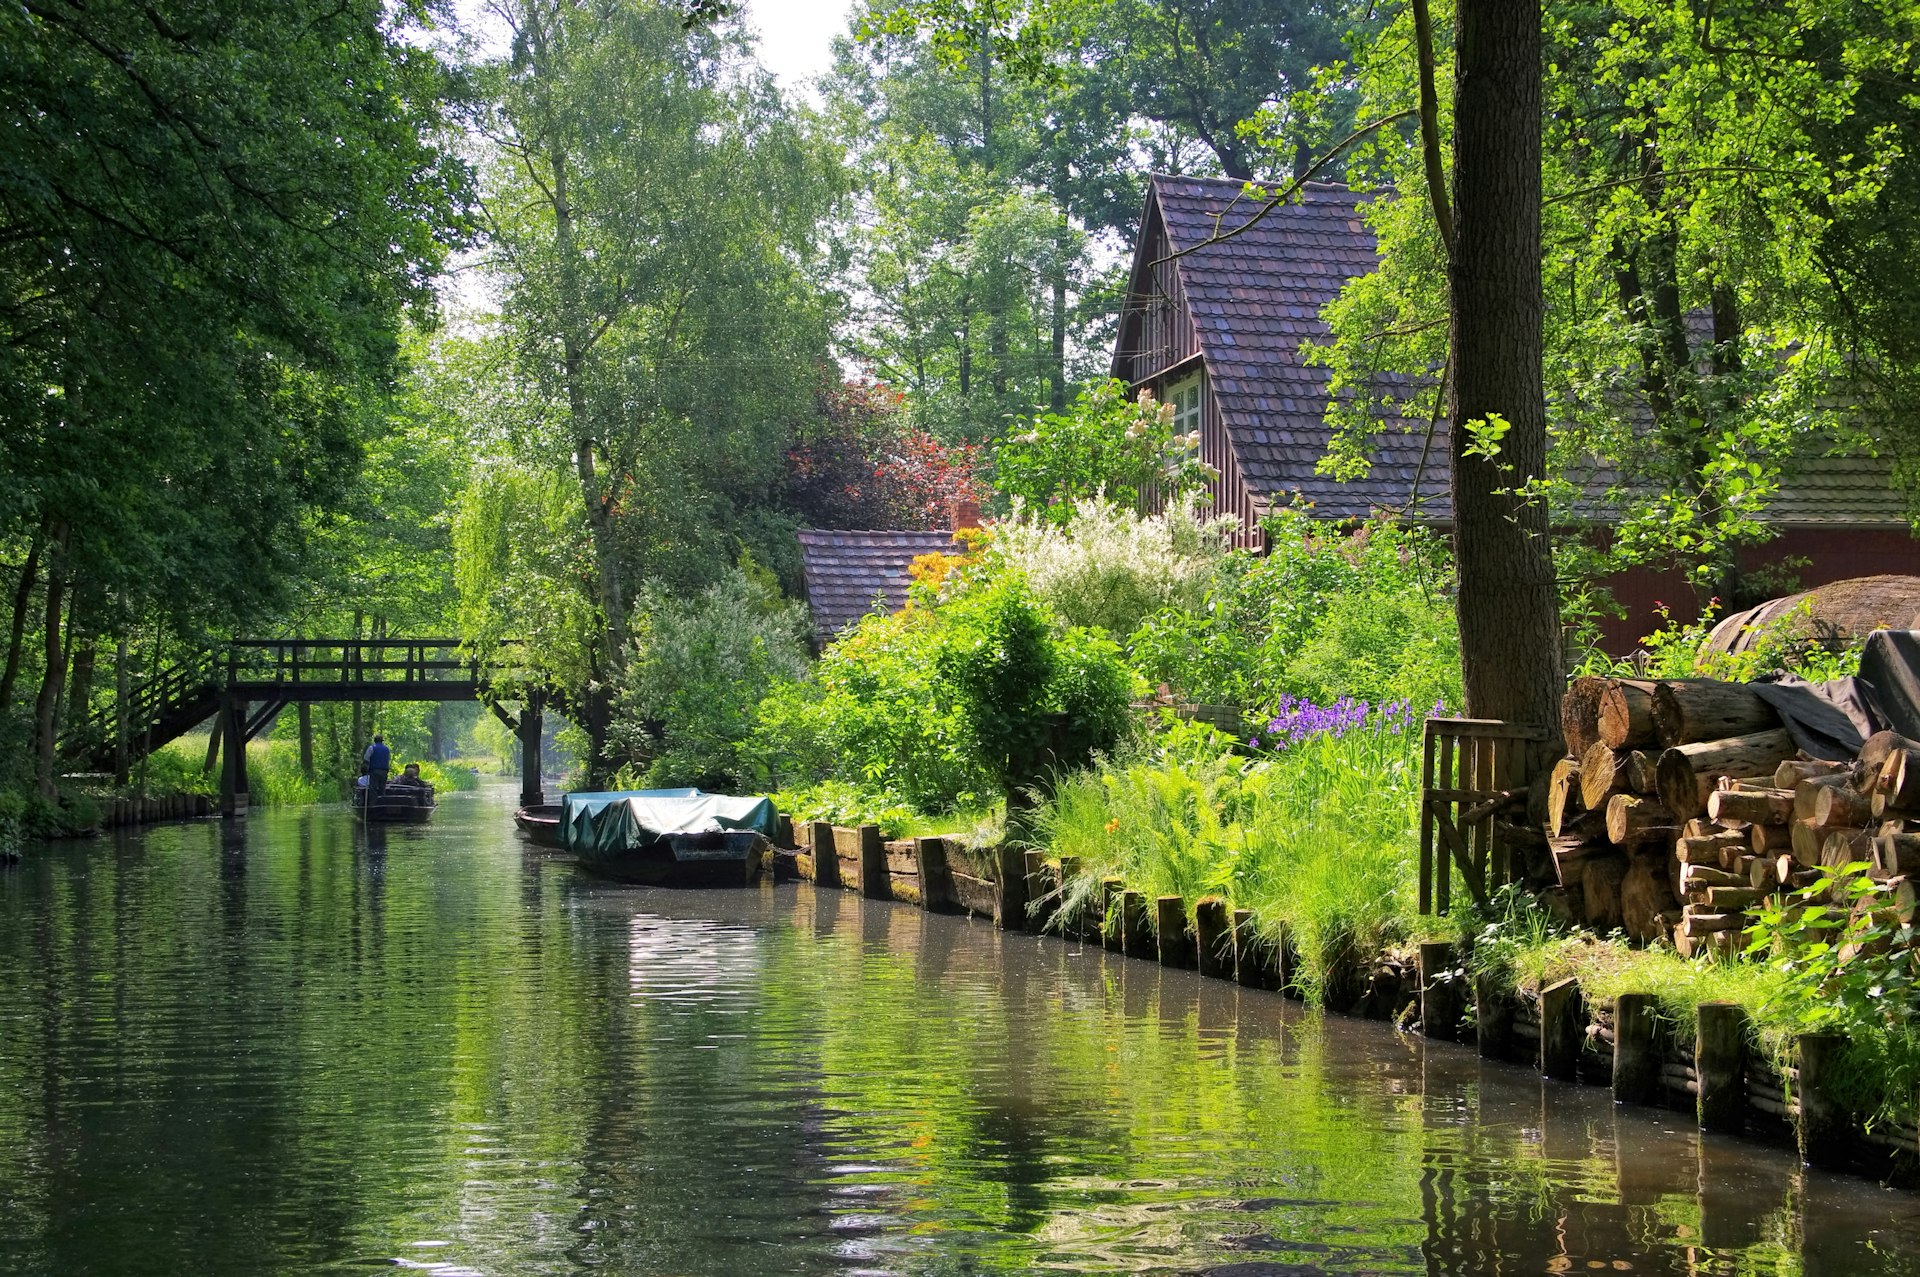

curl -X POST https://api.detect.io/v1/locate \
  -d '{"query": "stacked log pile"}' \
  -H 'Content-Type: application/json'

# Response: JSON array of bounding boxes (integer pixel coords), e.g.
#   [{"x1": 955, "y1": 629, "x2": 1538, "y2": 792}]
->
[{"x1": 1550, "y1": 676, "x2": 1920, "y2": 955}]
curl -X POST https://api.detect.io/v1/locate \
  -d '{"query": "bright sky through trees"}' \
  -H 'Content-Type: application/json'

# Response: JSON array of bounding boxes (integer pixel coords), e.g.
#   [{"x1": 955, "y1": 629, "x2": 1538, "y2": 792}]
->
[{"x1": 747, "y1": 0, "x2": 855, "y2": 94}]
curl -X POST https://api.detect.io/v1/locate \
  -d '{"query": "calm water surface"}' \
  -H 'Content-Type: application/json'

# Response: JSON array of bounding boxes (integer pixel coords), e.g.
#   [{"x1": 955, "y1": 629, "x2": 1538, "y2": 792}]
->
[{"x1": 5, "y1": 784, "x2": 1920, "y2": 1276}]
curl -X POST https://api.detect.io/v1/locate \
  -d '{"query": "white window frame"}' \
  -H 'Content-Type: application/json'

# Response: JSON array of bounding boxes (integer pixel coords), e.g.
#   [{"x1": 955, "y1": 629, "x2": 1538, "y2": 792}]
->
[{"x1": 1165, "y1": 372, "x2": 1203, "y2": 438}]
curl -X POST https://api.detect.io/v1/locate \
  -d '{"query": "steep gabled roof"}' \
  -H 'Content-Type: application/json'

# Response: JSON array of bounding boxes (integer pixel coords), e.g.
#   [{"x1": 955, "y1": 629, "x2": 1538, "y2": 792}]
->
[
  {"x1": 1118, "y1": 174, "x2": 1448, "y2": 519},
  {"x1": 1119, "y1": 173, "x2": 1910, "y2": 528},
  {"x1": 795, "y1": 529, "x2": 961, "y2": 642}
]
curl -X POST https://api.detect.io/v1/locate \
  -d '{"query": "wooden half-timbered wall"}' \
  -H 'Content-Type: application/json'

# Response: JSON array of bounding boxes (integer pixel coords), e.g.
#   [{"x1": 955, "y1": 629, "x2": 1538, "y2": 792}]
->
[{"x1": 1113, "y1": 195, "x2": 1266, "y2": 548}]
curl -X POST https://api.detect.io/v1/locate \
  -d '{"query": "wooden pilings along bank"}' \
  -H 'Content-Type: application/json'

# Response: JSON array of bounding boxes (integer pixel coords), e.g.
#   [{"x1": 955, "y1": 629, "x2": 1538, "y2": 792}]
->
[
  {"x1": 773, "y1": 815, "x2": 1918, "y2": 1185},
  {"x1": 101, "y1": 793, "x2": 214, "y2": 828}
]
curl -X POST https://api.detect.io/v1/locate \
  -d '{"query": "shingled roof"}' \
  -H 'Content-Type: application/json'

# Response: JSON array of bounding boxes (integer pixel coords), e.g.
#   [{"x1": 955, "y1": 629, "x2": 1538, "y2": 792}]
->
[
  {"x1": 795, "y1": 529, "x2": 961, "y2": 642},
  {"x1": 1121, "y1": 175, "x2": 1448, "y2": 520},
  {"x1": 1123, "y1": 173, "x2": 1908, "y2": 528}
]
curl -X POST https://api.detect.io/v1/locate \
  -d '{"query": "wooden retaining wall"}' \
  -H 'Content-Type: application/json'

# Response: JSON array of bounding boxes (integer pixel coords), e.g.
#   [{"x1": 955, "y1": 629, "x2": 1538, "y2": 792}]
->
[
  {"x1": 100, "y1": 793, "x2": 215, "y2": 829},
  {"x1": 769, "y1": 816, "x2": 1917, "y2": 1186}
]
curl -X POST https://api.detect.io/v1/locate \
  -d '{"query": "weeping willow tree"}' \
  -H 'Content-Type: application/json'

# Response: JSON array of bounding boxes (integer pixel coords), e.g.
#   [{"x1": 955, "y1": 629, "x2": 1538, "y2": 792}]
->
[{"x1": 463, "y1": 0, "x2": 842, "y2": 778}]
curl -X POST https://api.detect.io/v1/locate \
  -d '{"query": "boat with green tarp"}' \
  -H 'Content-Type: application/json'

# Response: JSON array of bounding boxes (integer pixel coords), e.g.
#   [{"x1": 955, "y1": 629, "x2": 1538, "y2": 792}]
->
[{"x1": 561, "y1": 788, "x2": 776, "y2": 885}]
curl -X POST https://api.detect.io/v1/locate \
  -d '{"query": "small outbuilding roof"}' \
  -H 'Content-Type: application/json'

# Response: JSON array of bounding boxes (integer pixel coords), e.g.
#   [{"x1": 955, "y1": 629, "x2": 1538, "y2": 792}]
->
[{"x1": 795, "y1": 528, "x2": 962, "y2": 642}]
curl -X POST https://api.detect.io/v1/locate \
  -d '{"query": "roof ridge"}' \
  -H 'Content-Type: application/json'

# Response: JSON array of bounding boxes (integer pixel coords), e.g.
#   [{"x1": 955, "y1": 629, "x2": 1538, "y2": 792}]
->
[{"x1": 1146, "y1": 172, "x2": 1357, "y2": 196}]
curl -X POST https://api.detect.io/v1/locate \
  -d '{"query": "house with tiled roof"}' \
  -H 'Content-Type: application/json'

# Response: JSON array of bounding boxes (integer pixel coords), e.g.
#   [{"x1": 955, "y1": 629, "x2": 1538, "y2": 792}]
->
[
  {"x1": 1113, "y1": 173, "x2": 1917, "y2": 647},
  {"x1": 795, "y1": 527, "x2": 962, "y2": 646}
]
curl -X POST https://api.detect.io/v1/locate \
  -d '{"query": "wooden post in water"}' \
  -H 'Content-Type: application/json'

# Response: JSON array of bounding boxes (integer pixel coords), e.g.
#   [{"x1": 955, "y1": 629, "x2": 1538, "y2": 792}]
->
[
  {"x1": 1024, "y1": 850, "x2": 1057, "y2": 932},
  {"x1": 219, "y1": 692, "x2": 248, "y2": 817},
  {"x1": 1475, "y1": 970, "x2": 1514, "y2": 1061},
  {"x1": 809, "y1": 821, "x2": 838, "y2": 887},
  {"x1": 1695, "y1": 1002, "x2": 1749, "y2": 1134},
  {"x1": 297, "y1": 702, "x2": 314, "y2": 780},
  {"x1": 1101, "y1": 877, "x2": 1124, "y2": 951},
  {"x1": 1231, "y1": 909, "x2": 1263, "y2": 987},
  {"x1": 1155, "y1": 896, "x2": 1194, "y2": 967},
  {"x1": 858, "y1": 824, "x2": 886, "y2": 899},
  {"x1": 1539, "y1": 978, "x2": 1584, "y2": 1081},
  {"x1": 1417, "y1": 942, "x2": 1461, "y2": 1041},
  {"x1": 1057, "y1": 855, "x2": 1085, "y2": 939},
  {"x1": 1796, "y1": 1032, "x2": 1850, "y2": 1169},
  {"x1": 518, "y1": 691, "x2": 544, "y2": 808},
  {"x1": 1194, "y1": 898, "x2": 1232, "y2": 979},
  {"x1": 1120, "y1": 890, "x2": 1153, "y2": 959},
  {"x1": 1612, "y1": 992, "x2": 1660, "y2": 1106},
  {"x1": 916, "y1": 838, "x2": 952, "y2": 912},
  {"x1": 996, "y1": 844, "x2": 1029, "y2": 930}
]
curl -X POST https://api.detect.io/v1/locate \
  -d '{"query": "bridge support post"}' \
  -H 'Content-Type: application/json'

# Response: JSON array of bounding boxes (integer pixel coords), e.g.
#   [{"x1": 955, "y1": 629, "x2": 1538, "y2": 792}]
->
[
  {"x1": 519, "y1": 692, "x2": 544, "y2": 808},
  {"x1": 219, "y1": 693, "x2": 249, "y2": 818}
]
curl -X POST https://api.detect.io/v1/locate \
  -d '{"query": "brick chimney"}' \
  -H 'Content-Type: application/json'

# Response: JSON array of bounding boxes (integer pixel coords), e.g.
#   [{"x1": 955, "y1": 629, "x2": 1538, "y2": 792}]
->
[{"x1": 949, "y1": 496, "x2": 982, "y2": 532}]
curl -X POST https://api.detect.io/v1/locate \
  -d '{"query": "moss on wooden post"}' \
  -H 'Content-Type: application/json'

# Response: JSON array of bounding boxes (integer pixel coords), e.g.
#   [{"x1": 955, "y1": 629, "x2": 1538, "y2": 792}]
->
[
  {"x1": 1611, "y1": 992, "x2": 1659, "y2": 1106},
  {"x1": 1539, "y1": 978, "x2": 1584, "y2": 1081},
  {"x1": 1695, "y1": 1001, "x2": 1748, "y2": 1134},
  {"x1": 1796, "y1": 1031, "x2": 1850, "y2": 1169},
  {"x1": 1155, "y1": 896, "x2": 1194, "y2": 967},
  {"x1": 1194, "y1": 898, "x2": 1232, "y2": 979},
  {"x1": 1417, "y1": 942, "x2": 1461, "y2": 1041}
]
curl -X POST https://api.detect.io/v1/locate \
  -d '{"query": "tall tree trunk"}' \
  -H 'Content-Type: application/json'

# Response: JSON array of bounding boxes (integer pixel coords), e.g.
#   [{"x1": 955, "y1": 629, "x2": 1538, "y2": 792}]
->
[
  {"x1": 114, "y1": 637, "x2": 129, "y2": 786},
  {"x1": 33, "y1": 523, "x2": 70, "y2": 801},
  {"x1": 0, "y1": 532, "x2": 43, "y2": 713},
  {"x1": 1448, "y1": 0, "x2": 1563, "y2": 736},
  {"x1": 65, "y1": 622, "x2": 96, "y2": 753},
  {"x1": 522, "y1": 5, "x2": 628, "y2": 671},
  {"x1": 1049, "y1": 154, "x2": 1069, "y2": 412}
]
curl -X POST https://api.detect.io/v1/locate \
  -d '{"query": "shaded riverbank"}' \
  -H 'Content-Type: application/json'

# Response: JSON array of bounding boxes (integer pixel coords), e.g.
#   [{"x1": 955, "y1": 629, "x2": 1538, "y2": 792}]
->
[{"x1": 4, "y1": 785, "x2": 1920, "y2": 1275}]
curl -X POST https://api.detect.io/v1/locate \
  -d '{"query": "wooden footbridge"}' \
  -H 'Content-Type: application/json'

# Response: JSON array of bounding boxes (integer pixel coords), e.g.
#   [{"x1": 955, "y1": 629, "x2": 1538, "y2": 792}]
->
[{"x1": 64, "y1": 639, "x2": 548, "y2": 811}]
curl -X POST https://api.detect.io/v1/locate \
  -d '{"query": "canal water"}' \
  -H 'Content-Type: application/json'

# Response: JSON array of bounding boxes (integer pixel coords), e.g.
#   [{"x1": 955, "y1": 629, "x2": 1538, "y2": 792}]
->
[{"x1": 6, "y1": 785, "x2": 1920, "y2": 1276}]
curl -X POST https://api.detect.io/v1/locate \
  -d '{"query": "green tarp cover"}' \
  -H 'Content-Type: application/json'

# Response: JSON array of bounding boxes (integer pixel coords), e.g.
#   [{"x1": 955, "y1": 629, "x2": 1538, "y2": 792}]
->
[{"x1": 560, "y1": 788, "x2": 778, "y2": 861}]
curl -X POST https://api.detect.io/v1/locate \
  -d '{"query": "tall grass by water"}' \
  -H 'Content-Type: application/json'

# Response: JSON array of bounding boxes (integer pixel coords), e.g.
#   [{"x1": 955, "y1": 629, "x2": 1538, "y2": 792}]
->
[{"x1": 1040, "y1": 703, "x2": 1427, "y2": 1001}]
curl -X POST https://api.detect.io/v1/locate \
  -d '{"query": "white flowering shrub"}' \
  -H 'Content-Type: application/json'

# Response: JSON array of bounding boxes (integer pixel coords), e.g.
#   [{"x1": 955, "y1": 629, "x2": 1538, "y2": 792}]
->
[{"x1": 991, "y1": 494, "x2": 1236, "y2": 639}]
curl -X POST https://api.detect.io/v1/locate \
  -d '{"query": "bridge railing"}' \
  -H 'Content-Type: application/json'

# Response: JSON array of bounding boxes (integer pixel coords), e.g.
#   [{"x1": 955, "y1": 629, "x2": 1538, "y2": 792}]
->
[{"x1": 225, "y1": 639, "x2": 517, "y2": 687}]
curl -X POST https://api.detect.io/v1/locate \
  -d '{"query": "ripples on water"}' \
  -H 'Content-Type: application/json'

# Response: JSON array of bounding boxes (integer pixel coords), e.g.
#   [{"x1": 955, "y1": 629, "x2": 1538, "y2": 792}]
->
[{"x1": 5, "y1": 786, "x2": 1920, "y2": 1276}]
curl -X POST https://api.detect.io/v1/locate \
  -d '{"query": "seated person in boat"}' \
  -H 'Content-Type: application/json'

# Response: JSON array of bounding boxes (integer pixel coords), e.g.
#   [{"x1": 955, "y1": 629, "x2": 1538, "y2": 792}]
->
[{"x1": 388, "y1": 763, "x2": 432, "y2": 797}]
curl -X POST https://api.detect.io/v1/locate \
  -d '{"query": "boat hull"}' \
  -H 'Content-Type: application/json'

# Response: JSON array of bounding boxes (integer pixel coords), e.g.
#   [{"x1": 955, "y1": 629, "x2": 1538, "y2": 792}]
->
[
  {"x1": 575, "y1": 831, "x2": 765, "y2": 887},
  {"x1": 352, "y1": 787, "x2": 435, "y2": 823},
  {"x1": 514, "y1": 804, "x2": 564, "y2": 848}
]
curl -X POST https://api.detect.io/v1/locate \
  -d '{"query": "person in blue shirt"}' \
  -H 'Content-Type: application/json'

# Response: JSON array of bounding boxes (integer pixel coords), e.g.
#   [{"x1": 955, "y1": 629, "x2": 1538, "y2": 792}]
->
[{"x1": 362, "y1": 734, "x2": 391, "y2": 799}]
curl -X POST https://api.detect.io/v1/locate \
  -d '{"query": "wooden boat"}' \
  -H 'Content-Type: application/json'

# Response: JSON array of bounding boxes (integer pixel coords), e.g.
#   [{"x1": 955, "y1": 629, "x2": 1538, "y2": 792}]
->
[
  {"x1": 352, "y1": 781, "x2": 436, "y2": 823},
  {"x1": 514, "y1": 803, "x2": 564, "y2": 847},
  {"x1": 575, "y1": 829, "x2": 767, "y2": 886},
  {"x1": 562, "y1": 789, "x2": 777, "y2": 886}
]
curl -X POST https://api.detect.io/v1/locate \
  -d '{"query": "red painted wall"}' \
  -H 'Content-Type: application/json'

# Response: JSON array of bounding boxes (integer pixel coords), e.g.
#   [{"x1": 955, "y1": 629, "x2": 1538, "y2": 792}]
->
[{"x1": 1596, "y1": 527, "x2": 1920, "y2": 654}]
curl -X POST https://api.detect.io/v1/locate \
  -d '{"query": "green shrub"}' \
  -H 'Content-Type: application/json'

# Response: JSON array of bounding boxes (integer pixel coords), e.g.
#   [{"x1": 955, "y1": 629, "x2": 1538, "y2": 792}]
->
[
  {"x1": 992, "y1": 379, "x2": 1208, "y2": 519},
  {"x1": 1128, "y1": 508, "x2": 1461, "y2": 716},
  {"x1": 1577, "y1": 598, "x2": 1862, "y2": 682},
  {"x1": 612, "y1": 566, "x2": 813, "y2": 791},
  {"x1": 767, "y1": 605, "x2": 989, "y2": 811}
]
